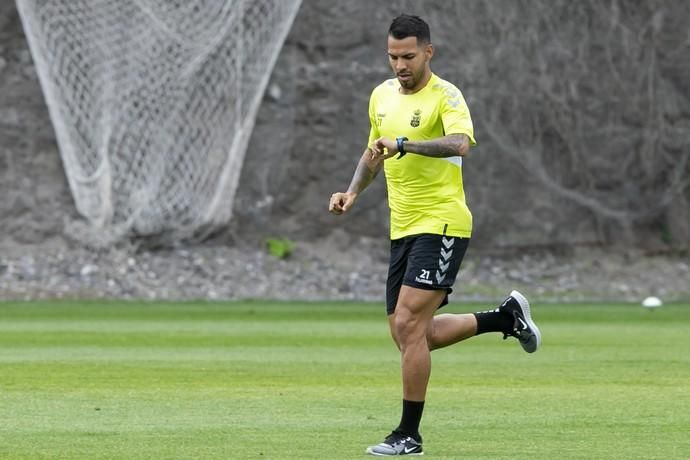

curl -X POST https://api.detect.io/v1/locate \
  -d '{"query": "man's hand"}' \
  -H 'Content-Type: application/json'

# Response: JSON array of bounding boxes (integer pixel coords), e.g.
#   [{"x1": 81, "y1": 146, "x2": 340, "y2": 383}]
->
[
  {"x1": 330, "y1": 149, "x2": 383, "y2": 215},
  {"x1": 370, "y1": 137, "x2": 400, "y2": 161},
  {"x1": 329, "y1": 191, "x2": 358, "y2": 215}
]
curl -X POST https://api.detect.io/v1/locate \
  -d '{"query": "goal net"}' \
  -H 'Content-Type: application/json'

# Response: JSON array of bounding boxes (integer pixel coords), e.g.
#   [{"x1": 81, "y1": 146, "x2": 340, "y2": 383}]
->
[{"x1": 16, "y1": 0, "x2": 301, "y2": 243}]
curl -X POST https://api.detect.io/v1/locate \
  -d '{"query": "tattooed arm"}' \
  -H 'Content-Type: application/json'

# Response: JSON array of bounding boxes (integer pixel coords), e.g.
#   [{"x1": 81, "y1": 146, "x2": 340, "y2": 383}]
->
[
  {"x1": 371, "y1": 134, "x2": 471, "y2": 160},
  {"x1": 329, "y1": 148, "x2": 383, "y2": 215},
  {"x1": 403, "y1": 134, "x2": 470, "y2": 158}
]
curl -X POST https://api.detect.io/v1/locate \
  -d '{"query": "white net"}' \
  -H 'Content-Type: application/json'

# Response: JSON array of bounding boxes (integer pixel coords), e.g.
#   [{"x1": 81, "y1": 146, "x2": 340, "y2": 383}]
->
[{"x1": 16, "y1": 0, "x2": 301, "y2": 243}]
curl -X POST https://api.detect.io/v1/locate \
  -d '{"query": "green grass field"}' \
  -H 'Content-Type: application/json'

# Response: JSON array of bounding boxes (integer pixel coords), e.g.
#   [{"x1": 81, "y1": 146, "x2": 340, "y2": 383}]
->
[{"x1": 1, "y1": 300, "x2": 689, "y2": 459}]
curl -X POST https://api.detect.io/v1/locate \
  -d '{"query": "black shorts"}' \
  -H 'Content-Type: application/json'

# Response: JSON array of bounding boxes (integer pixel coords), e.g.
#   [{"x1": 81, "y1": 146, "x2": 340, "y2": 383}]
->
[{"x1": 386, "y1": 234, "x2": 469, "y2": 315}]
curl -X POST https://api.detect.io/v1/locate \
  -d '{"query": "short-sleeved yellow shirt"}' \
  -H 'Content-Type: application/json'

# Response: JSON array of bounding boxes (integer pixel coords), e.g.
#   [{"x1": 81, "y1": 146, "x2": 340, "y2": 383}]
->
[{"x1": 368, "y1": 73, "x2": 477, "y2": 240}]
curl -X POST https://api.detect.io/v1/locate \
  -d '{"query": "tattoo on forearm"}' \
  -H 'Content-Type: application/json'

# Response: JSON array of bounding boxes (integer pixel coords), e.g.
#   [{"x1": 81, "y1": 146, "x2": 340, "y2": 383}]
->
[
  {"x1": 347, "y1": 153, "x2": 380, "y2": 194},
  {"x1": 406, "y1": 134, "x2": 468, "y2": 158}
]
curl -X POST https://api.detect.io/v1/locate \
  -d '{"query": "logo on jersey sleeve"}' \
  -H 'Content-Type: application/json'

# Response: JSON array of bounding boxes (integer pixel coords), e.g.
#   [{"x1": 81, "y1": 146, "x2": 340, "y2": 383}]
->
[
  {"x1": 433, "y1": 83, "x2": 461, "y2": 108},
  {"x1": 410, "y1": 109, "x2": 422, "y2": 127},
  {"x1": 376, "y1": 112, "x2": 386, "y2": 127}
]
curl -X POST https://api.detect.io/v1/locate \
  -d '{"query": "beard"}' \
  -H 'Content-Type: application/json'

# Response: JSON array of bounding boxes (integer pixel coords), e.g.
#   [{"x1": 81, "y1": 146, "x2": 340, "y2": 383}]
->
[
  {"x1": 398, "y1": 75, "x2": 415, "y2": 89},
  {"x1": 397, "y1": 67, "x2": 423, "y2": 90}
]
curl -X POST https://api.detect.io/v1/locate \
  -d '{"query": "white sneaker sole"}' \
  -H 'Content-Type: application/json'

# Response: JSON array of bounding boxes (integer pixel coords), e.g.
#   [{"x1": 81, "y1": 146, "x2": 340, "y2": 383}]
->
[
  {"x1": 510, "y1": 290, "x2": 542, "y2": 352},
  {"x1": 366, "y1": 446, "x2": 424, "y2": 456}
]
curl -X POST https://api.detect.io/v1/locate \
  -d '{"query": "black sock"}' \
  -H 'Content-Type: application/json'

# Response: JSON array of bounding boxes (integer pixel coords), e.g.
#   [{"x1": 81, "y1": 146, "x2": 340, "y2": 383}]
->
[
  {"x1": 474, "y1": 308, "x2": 513, "y2": 335},
  {"x1": 396, "y1": 399, "x2": 424, "y2": 440}
]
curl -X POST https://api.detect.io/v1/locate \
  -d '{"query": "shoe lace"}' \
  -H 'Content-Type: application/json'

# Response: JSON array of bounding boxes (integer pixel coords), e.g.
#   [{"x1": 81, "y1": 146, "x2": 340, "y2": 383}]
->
[
  {"x1": 384, "y1": 430, "x2": 423, "y2": 448},
  {"x1": 502, "y1": 311, "x2": 528, "y2": 342},
  {"x1": 384, "y1": 431, "x2": 406, "y2": 445}
]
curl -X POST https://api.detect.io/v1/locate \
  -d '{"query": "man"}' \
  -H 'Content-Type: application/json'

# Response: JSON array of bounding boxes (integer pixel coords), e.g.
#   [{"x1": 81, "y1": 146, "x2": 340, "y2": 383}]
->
[{"x1": 328, "y1": 14, "x2": 542, "y2": 457}]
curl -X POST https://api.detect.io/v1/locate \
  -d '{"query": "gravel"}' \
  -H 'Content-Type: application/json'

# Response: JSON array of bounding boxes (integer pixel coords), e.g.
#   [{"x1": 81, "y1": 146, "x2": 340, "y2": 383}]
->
[{"x1": 1, "y1": 231, "x2": 688, "y2": 304}]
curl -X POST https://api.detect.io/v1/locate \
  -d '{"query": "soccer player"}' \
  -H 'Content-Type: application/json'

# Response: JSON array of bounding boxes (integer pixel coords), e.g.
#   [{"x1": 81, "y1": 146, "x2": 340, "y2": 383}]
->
[{"x1": 328, "y1": 14, "x2": 542, "y2": 456}]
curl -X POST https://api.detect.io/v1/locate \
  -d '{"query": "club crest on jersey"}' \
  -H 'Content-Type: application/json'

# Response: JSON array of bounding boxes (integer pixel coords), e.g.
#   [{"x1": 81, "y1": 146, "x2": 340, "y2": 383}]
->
[{"x1": 410, "y1": 109, "x2": 422, "y2": 127}]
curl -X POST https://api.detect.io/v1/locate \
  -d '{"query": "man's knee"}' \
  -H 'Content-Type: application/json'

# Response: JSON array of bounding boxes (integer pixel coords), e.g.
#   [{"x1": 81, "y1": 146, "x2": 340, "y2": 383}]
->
[{"x1": 393, "y1": 303, "x2": 426, "y2": 346}]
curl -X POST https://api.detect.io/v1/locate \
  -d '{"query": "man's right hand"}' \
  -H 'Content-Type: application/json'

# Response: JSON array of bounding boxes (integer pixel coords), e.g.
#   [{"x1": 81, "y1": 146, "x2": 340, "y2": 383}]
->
[{"x1": 329, "y1": 191, "x2": 357, "y2": 215}]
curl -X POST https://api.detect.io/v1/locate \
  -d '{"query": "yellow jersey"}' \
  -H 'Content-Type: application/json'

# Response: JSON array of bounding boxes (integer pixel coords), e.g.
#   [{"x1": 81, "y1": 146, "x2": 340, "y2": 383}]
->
[{"x1": 367, "y1": 73, "x2": 477, "y2": 240}]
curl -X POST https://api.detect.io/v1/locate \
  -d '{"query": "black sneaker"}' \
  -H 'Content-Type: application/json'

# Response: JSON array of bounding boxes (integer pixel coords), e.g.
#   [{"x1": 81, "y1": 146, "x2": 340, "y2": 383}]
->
[
  {"x1": 500, "y1": 290, "x2": 541, "y2": 353},
  {"x1": 366, "y1": 431, "x2": 423, "y2": 456}
]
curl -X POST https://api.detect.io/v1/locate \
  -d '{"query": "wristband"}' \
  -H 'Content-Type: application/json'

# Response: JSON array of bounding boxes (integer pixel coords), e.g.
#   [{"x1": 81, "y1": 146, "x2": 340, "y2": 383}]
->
[{"x1": 396, "y1": 136, "x2": 408, "y2": 159}]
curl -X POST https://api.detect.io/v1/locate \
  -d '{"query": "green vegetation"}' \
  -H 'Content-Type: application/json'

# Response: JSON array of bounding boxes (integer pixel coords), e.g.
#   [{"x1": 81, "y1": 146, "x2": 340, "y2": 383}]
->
[
  {"x1": 265, "y1": 237, "x2": 295, "y2": 259},
  {"x1": 0, "y1": 300, "x2": 688, "y2": 459}
]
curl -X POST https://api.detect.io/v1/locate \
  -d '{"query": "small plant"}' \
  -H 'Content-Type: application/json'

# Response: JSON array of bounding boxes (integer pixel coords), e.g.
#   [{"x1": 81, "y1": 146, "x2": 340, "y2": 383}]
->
[
  {"x1": 266, "y1": 237, "x2": 294, "y2": 259},
  {"x1": 659, "y1": 224, "x2": 673, "y2": 246}
]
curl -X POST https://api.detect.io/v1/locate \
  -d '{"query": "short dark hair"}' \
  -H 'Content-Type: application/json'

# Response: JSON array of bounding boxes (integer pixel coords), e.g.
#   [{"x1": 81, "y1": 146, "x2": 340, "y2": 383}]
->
[{"x1": 388, "y1": 14, "x2": 431, "y2": 44}]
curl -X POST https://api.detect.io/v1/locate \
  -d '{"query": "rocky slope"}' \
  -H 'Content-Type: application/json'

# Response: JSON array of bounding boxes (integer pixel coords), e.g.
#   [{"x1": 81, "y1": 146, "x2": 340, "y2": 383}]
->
[{"x1": 1, "y1": 1, "x2": 688, "y2": 302}]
